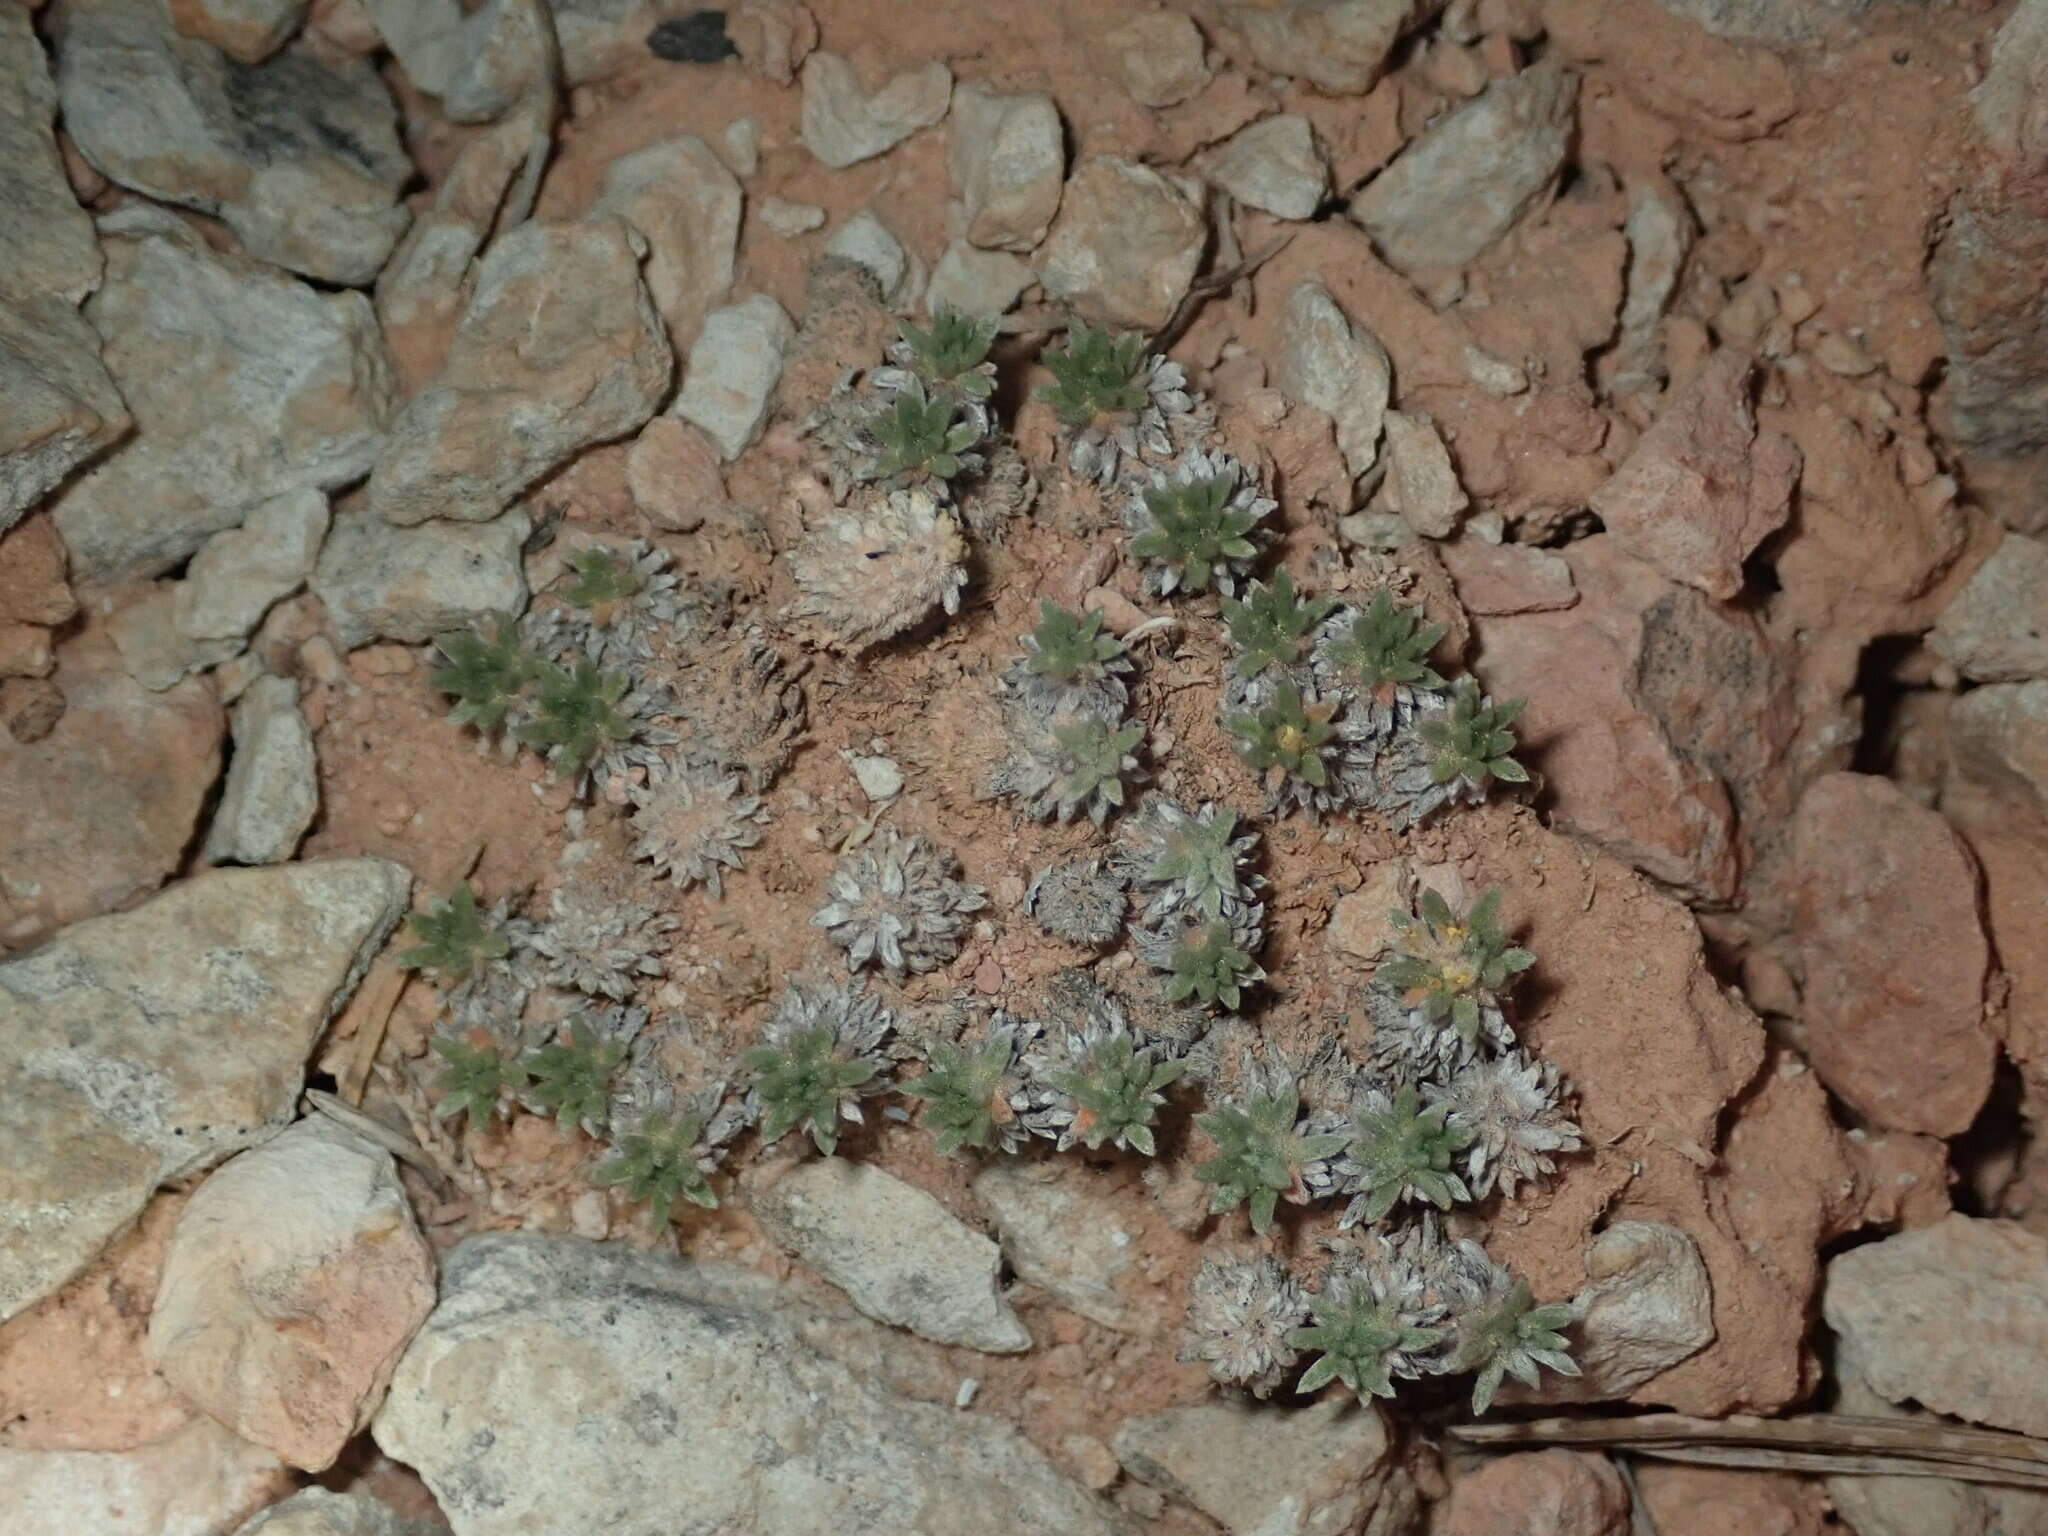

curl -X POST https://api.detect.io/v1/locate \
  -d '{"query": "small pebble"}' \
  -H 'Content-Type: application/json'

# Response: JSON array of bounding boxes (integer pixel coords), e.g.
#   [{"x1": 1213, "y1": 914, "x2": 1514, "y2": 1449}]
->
[
  {"x1": 955, "y1": 1377, "x2": 979, "y2": 1408},
  {"x1": 760, "y1": 198, "x2": 827, "y2": 237},
  {"x1": 849, "y1": 753, "x2": 903, "y2": 802}
]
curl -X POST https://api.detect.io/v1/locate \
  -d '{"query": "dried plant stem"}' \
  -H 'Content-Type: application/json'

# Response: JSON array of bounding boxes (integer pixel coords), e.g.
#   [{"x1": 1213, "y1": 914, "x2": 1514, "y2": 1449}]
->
[{"x1": 1449, "y1": 1413, "x2": 2048, "y2": 1490}]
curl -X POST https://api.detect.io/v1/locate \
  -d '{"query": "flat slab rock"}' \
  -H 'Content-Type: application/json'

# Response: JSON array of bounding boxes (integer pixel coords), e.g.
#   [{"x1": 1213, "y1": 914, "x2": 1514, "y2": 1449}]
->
[
  {"x1": 52, "y1": 207, "x2": 394, "y2": 584},
  {"x1": 0, "y1": 858, "x2": 410, "y2": 1323},
  {"x1": 752, "y1": 1156, "x2": 1029, "y2": 1352},
  {"x1": 373, "y1": 1232, "x2": 1123, "y2": 1535},
  {"x1": 57, "y1": 0, "x2": 411, "y2": 286},
  {"x1": 1824, "y1": 1215, "x2": 2048, "y2": 1440},
  {"x1": 5, "y1": 1413, "x2": 289, "y2": 1536},
  {"x1": 1115, "y1": 1395, "x2": 1417, "y2": 1536},
  {"x1": 0, "y1": 628, "x2": 223, "y2": 948},
  {"x1": 148, "y1": 1117, "x2": 436, "y2": 1470}
]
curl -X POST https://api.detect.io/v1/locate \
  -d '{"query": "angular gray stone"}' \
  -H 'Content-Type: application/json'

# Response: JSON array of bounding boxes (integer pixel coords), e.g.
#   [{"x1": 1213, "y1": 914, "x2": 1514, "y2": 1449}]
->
[
  {"x1": 824, "y1": 210, "x2": 919, "y2": 308},
  {"x1": 52, "y1": 209, "x2": 393, "y2": 584},
  {"x1": 1194, "y1": 0, "x2": 1442, "y2": 95},
  {"x1": 799, "y1": 51, "x2": 952, "y2": 169},
  {"x1": 926, "y1": 240, "x2": 1034, "y2": 318},
  {"x1": 369, "y1": 220, "x2": 669, "y2": 527},
  {"x1": 0, "y1": 5, "x2": 102, "y2": 308},
  {"x1": 149, "y1": 1117, "x2": 436, "y2": 1470},
  {"x1": 0, "y1": 858, "x2": 411, "y2": 1322},
  {"x1": 753, "y1": 1157, "x2": 1029, "y2": 1352},
  {"x1": 1115, "y1": 1396, "x2": 1417, "y2": 1536},
  {"x1": 373, "y1": 114, "x2": 531, "y2": 335},
  {"x1": 355, "y1": 0, "x2": 553, "y2": 124},
  {"x1": 0, "y1": 293, "x2": 131, "y2": 538},
  {"x1": 202, "y1": 675, "x2": 318, "y2": 865},
  {"x1": 56, "y1": 0, "x2": 412, "y2": 286},
  {"x1": 673, "y1": 293, "x2": 795, "y2": 461},
  {"x1": 5, "y1": 1415, "x2": 287, "y2": 1536},
  {"x1": 1037, "y1": 156, "x2": 1208, "y2": 331},
  {"x1": 1613, "y1": 186, "x2": 1694, "y2": 394},
  {"x1": 589, "y1": 135, "x2": 742, "y2": 351},
  {"x1": 234, "y1": 1486, "x2": 441, "y2": 1536},
  {"x1": 109, "y1": 583, "x2": 244, "y2": 692},
  {"x1": 312, "y1": 503, "x2": 529, "y2": 649},
  {"x1": 1380, "y1": 409, "x2": 1467, "y2": 538},
  {"x1": 1203, "y1": 114, "x2": 1330, "y2": 222},
  {"x1": 948, "y1": 82, "x2": 1066, "y2": 253},
  {"x1": 1534, "y1": 1222, "x2": 1715, "y2": 1403},
  {"x1": 1931, "y1": 532, "x2": 2048, "y2": 683},
  {"x1": 1276, "y1": 277, "x2": 1391, "y2": 485},
  {"x1": 176, "y1": 489, "x2": 329, "y2": 644},
  {"x1": 1825, "y1": 1214, "x2": 2048, "y2": 1439},
  {"x1": 973, "y1": 1161, "x2": 1139, "y2": 1332},
  {"x1": 0, "y1": 628, "x2": 224, "y2": 948},
  {"x1": 1349, "y1": 61, "x2": 1576, "y2": 273},
  {"x1": 1105, "y1": 10, "x2": 1211, "y2": 108},
  {"x1": 166, "y1": 0, "x2": 312, "y2": 62},
  {"x1": 373, "y1": 1233, "x2": 1123, "y2": 1535}
]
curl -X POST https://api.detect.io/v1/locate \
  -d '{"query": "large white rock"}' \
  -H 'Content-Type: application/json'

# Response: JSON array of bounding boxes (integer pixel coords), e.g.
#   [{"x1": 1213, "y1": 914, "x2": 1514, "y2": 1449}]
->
[
  {"x1": 368, "y1": 220, "x2": 670, "y2": 526},
  {"x1": 56, "y1": 0, "x2": 412, "y2": 286},
  {"x1": 149, "y1": 1117, "x2": 436, "y2": 1470},
  {"x1": 4, "y1": 1414, "x2": 287, "y2": 1536},
  {"x1": 312, "y1": 503, "x2": 529, "y2": 649},
  {"x1": 1825, "y1": 1214, "x2": 2048, "y2": 1439},
  {"x1": 589, "y1": 135, "x2": 742, "y2": 350},
  {"x1": 1202, "y1": 114, "x2": 1330, "y2": 221},
  {"x1": 973, "y1": 1161, "x2": 1140, "y2": 1332},
  {"x1": 176, "y1": 489, "x2": 329, "y2": 644},
  {"x1": 1036, "y1": 156, "x2": 1208, "y2": 331},
  {"x1": 1348, "y1": 61, "x2": 1577, "y2": 272},
  {"x1": 1115, "y1": 1395, "x2": 1418, "y2": 1536},
  {"x1": 1931, "y1": 532, "x2": 2048, "y2": 683},
  {"x1": 753, "y1": 1157, "x2": 1029, "y2": 1352},
  {"x1": 0, "y1": 293, "x2": 131, "y2": 539},
  {"x1": 0, "y1": 4, "x2": 102, "y2": 308},
  {"x1": 948, "y1": 82, "x2": 1065, "y2": 252},
  {"x1": 0, "y1": 859, "x2": 411, "y2": 1322},
  {"x1": 52, "y1": 208, "x2": 393, "y2": 584},
  {"x1": 799, "y1": 52, "x2": 952, "y2": 169},
  {"x1": 234, "y1": 1486, "x2": 442, "y2": 1536},
  {"x1": 1529, "y1": 1221, "x2": 1715, "y2": 1403},
  {"x1": 373, "y1": 1233, "x2": 1124, "y2": 1535}
]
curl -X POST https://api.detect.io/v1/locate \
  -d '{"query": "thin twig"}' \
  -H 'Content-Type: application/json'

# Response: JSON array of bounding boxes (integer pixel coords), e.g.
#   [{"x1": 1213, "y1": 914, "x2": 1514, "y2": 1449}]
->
[
  {"x1": 303, "y1": 1088, "x2": 454, "y2": 1200},
  {"x1": 1448, "y1": 1413, "x2": 2048, "y2": 1489}
]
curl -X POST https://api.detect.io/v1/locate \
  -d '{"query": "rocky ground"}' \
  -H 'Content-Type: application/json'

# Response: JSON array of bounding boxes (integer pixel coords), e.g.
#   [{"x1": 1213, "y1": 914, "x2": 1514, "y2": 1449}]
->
[{"x1": 5, "y1": 0, "x2": 2048, "y2": 1532}]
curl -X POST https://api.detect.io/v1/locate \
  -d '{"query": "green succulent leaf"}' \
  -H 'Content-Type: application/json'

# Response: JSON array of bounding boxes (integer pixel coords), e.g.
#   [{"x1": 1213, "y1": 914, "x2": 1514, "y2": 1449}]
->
[
  {"x1": 1417, "y1": 677, "x2": 1529, "y2": 791},
  {"x1": 905, "y1": 1027, "x2": 1019, "y2": 1157},
  {"x1": 1052, "y1": 717, "x2": 1144, "y2": 817},
  {"x1": 520, "y1": 658, "x2": 636, "y2": 777},
  {"x1": 1048, "y1": 1033, "x2": 1186, "y2": 1156},
  {"x1": 744, "y1": 1025, "x2": 883, "y2": 1156},
  {"x1": 1321, "y1": 588, "x2": 1447, "y2": 696},
  {"x1": 1222, "y1": 570, "x2": 1336, "y2": 681},
  {"x1": 1193, "y1": 1080, "x2": 1347, "y2": 1234},
  {"x1": 1343, "y1": 1085, "x2": 1475, "y2": 1224},
  {"x1": 865, "y1": 376, "x2": 980, "y2": 481},
  {"x1": 896, "y1": 308, "x2": 1000, "y2": 398},
  {"x1": 1290, "y1": 1282, "x2": 1443, "y2": 1399},
  {"x1": 1129, "y1": 473, "x2": 1261, "y2": 595},
  {"x1": 398, "y1": 881, "x2": 509, "y2": 979},
  {"x1": 1036, "y1": 321, "x2": 1150, "y2": 425},
  {"x1": 1453, "y1": 1278, "x2": 1581, "y2": 1414},
  {"x1": 563, "y1": 546, "x2": 641, "y2": 610},
  {"x1": 1379, "y1": 887, "x2": 1535, "y2": 1036},
  {"x1": 1025, "y1": 600, "x2": 1126, "y2": 685},
  {"x1": 1160, "y1": 918, "x2": 1260, "y2": 1011},
  {"x1": 594, "y1": 1109, "x2": 720, "y2": 1227},
  {"x1": 1141, "y1": 806, "x2": 1249, "y2": 919},
  {"x1": 431, "y1": 1028, "x2": 530, "y2": 1127},
  {"x1": 430, "y1": 617, "x2": 535, "y2": 733},
  {"x1": 524, "y1": 1020, "x2": 627, "y2": 1134},
  {"x1": 1226, "y1": 680, "x2": 1340, "y2": 789}
]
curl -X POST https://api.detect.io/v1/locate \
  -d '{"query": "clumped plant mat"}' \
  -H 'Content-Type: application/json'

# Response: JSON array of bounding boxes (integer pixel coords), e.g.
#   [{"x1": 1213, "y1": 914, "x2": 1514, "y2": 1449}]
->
[{"x1": 1448, "y1": 1413, "x2": 2048, "y2": 1490}]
